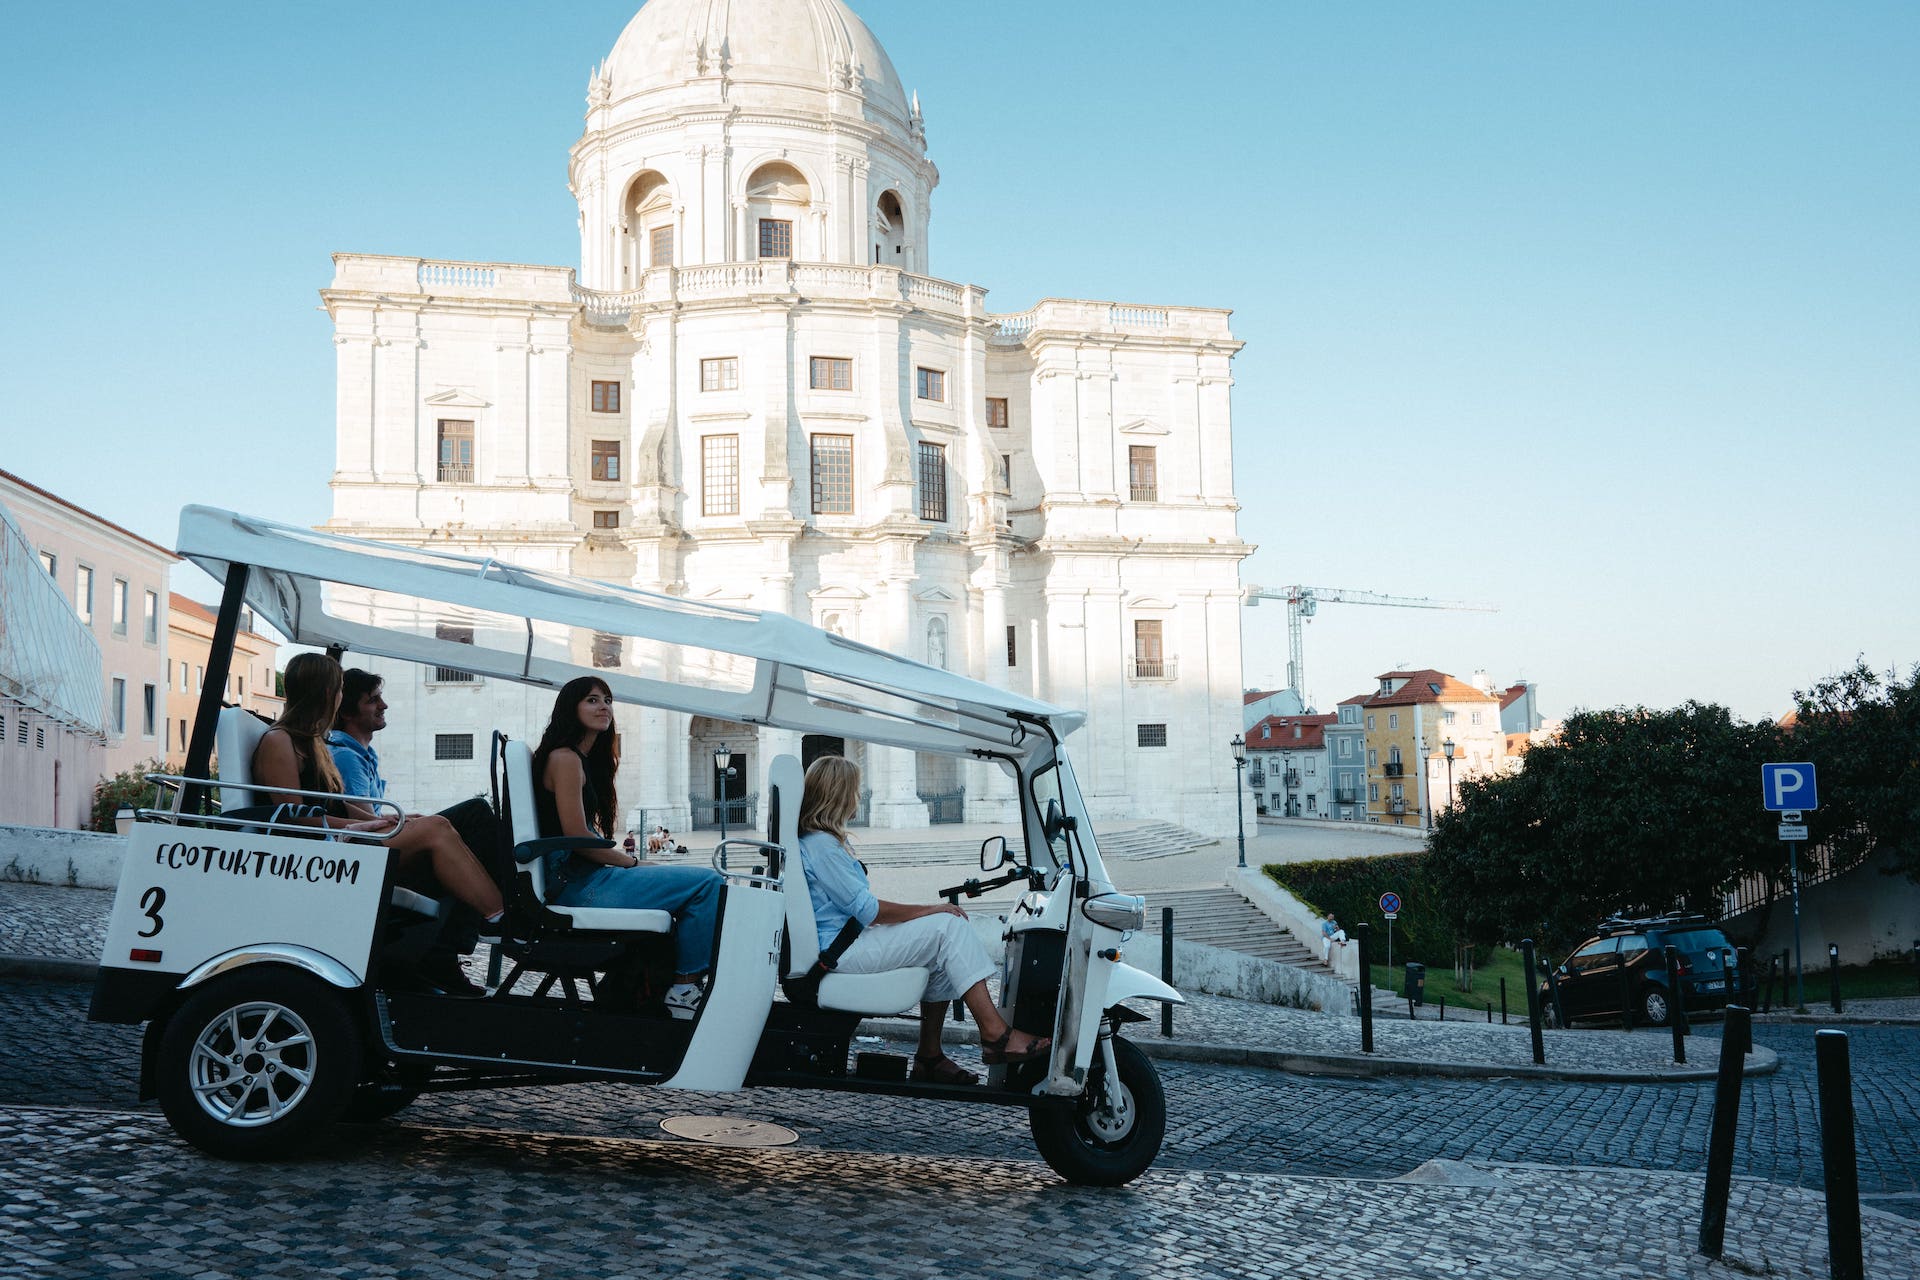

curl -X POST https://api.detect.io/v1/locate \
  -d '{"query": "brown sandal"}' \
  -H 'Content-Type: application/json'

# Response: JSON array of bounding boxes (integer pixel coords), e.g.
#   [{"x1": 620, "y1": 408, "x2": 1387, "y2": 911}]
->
[
  {"x1": 911, "y1": 1053, "x2": 980, "y2": 1086},
  {"x1": 980, "y1": 1027, "x2": 1051, "y2": 1066}
]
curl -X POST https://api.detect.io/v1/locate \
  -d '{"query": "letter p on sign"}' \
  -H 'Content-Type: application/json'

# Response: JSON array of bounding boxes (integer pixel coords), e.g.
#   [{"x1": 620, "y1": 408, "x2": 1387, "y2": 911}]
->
[{"x1": 1762, "y1": 762, "x2": 1818, "y2": 812}]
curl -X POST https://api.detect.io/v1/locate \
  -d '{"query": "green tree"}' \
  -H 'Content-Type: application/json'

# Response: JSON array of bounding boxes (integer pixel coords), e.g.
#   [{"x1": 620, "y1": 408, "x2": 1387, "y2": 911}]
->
[
  {"x1": 1790, "y1": 659, "x2": 1920, "y2": 882},
  {"x1": 1427, "y1": 702, "x2": 1778, "y2": 952}
]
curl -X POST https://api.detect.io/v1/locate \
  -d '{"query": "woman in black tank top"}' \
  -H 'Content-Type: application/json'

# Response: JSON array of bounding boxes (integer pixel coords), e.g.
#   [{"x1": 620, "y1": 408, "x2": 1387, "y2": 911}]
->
[{"x1": 532, "y1": 676, "x2": 722, "y2": 1020}]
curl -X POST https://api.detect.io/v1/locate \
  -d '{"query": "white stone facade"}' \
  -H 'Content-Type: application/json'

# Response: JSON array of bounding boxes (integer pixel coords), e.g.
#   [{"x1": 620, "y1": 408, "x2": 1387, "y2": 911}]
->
[{"x1": 322, "y1": 0, "x2": 1251, "y2": 835}]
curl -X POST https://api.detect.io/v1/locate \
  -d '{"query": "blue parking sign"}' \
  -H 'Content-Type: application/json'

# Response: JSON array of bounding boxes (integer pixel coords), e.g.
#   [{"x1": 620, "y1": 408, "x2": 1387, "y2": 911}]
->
[{"x1": 1761, "y1": 762, "x2": 1818, "y2": 812}]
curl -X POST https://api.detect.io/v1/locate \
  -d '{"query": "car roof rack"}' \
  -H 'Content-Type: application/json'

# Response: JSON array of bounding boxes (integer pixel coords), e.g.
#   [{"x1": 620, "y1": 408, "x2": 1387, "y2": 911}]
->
[{"x1": 1595, "y1": 912, "x2": 1713, "y2": 936}]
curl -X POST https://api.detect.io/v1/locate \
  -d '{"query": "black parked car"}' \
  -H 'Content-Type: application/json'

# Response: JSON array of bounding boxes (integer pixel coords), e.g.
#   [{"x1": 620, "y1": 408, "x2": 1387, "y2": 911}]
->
[{"x1": 1540, "y1": 915, "x2": 1740, "y2": 1027}]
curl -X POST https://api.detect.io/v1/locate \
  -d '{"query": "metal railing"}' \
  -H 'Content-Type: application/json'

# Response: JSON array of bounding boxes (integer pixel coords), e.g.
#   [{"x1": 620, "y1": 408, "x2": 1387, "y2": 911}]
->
[
  {"x1": 1387, "y1": 800, "x2": 1407, "y2": 815},
  {"x1": 687, "y1": 793, "x2": 758, "y2": 830},
  {"x1": 1127, "y1": 656, "x2": 1178, "y2": 680},
  {"x1": 1383, "y1": 761, "x2": 1405, "y2": 777}
]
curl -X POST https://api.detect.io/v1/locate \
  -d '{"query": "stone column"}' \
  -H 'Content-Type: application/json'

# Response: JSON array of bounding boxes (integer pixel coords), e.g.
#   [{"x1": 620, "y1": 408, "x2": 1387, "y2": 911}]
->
[{"x1": 869, "y1": 548, "x2": 929, "y2": 828}]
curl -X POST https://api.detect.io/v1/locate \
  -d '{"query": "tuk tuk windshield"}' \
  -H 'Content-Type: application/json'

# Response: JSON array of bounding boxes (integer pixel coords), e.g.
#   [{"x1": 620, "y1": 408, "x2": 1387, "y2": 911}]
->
[{"x1": 1026, "y1": 755, "x2": 1104, "y2": 882}]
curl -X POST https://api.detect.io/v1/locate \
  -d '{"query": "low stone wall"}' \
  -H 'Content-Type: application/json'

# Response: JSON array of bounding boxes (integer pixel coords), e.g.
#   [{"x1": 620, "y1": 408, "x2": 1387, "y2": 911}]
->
[
  {"x1": 1229, "y1": 865, "x2": 1362, "y2": 984},
  {"x1": 0, "y1": 824, "x2": 124, "y2": 890}
]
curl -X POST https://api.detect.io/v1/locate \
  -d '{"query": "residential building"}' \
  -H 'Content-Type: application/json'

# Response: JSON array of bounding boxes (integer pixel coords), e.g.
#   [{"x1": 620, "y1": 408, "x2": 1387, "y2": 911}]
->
[
  {"x1": 322, "y1": 0, "x2": 1251, "y2": 833},
  {"x1": 164, "y1": 594, "x2": 283, "y2": 768},
  {"x1": 1360, "y1": 669, "x2": 1506, "y2": 827},
  {"x1": 1500, "y1": 680, "x2": 1544, "y2": 734},
  {"x1": 1246, "y1": 713, "x2": 1334, "y2": 817},
  {"x1": 1241, "y1": 687, "x2": 1305, "y2": 731},
  {"x1": 0, "y1": 469, "x2": 177, "y2": 793},
  {"x1": 0, "y1": 498, "x2": 107, "y2": 829},
  {"x1": 1325, "y1": 695, "x2": 1368, "y2": 821}
]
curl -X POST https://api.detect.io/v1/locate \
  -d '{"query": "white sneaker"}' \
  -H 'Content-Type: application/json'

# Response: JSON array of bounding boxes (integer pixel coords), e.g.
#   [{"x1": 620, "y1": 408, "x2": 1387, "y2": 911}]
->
[{"x1": 664, "y1": 982, "x2": 704, "y2": 1021}]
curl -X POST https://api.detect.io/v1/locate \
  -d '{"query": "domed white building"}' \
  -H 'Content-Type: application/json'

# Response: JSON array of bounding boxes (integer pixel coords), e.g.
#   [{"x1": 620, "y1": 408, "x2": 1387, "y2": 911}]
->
[{"x1": 324, "y1": 0, "x2": 1251, "y2": 834}]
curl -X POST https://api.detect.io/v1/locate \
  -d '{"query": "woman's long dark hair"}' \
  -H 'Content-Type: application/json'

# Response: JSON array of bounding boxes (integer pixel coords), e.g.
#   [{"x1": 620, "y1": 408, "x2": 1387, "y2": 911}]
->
[
  {"x1": 532, "y1": 676, "x2": 618, "y2": 836},
  {"x1": 276, "y1": 652, "x2": 344, "y2": 793}
]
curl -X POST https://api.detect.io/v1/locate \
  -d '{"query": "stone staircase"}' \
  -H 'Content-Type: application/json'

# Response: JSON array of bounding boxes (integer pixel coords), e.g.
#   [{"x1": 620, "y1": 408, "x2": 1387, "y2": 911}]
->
[
  {"x1": 846, "y1": 820, "x2": 1214, "y2": 868},
  {"x1": 1143, "y1": 885, "x2": 1333, "y2": 970}
]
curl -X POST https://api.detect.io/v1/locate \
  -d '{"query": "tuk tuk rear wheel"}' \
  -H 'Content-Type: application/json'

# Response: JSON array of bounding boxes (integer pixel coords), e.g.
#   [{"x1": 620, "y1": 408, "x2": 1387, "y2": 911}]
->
[
  {"x1": 1028, "y1": 1035, "x2": 1165, "y2": 1187},
  {"x1": 156, "y1": 967, "x2": 361, "y2": 1159}
]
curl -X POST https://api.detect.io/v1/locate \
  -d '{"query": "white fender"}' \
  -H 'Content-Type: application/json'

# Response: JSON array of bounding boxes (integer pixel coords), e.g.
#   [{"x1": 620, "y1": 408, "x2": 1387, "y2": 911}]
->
[{"x1": 1104, "y1": 961, "x2": 1185, "y2": 1009}]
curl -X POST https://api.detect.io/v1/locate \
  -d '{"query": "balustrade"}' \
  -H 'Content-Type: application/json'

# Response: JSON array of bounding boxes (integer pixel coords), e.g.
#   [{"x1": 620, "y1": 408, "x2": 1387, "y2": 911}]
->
[
  {"x1": 1109, "y1": 304, "x2": 1168, "y2": 328},
  {"x1": 418, "y1": 262, "x2": 496, "y2": 290}
]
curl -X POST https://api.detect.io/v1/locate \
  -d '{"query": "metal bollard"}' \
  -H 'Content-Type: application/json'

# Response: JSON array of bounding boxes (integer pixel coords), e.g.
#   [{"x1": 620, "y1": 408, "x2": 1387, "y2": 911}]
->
[
  {"x1": 1736, "y1": 946, "x2": 1754, "y2": 1006},
  {"x1": 1161, "y1": 906, "x2": 1175, "y2": 1038},
  {"x1": 1828, "y1": 943, "x2": 1843, "y2": 1014},
  {"x1": 1697, "y1": 1005, "x2": 1751, "y2": 1258},
  {"x1": 1665, "y1": 946, "x2": 1687, "y2": 1064},
  {"x1": 1486, "y1": 1002, "x2": 1492, "y2": 1023},
  {"x1": 1815, "y1": 1031, "x2": 1865, "y2": 1280},
  {"x1": 1520, "y1": 938, "x2": 1546, "y2": 1065},
  {"x1": 1438, "y1": 995, "x2": 1447, "y2": 1021},
  {"x1": 1355, "y1": 922, "x2": 1374, "y2": 1053},
  {"x1": 1500, "y1": 976, "x2": 1508, "y2": 1025}
]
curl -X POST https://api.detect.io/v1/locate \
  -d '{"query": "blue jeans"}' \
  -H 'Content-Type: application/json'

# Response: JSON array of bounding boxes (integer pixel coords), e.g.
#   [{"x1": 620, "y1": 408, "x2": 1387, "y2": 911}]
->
[{"x1": 551, "y1": 863, "x2": 722, "y2": 976}]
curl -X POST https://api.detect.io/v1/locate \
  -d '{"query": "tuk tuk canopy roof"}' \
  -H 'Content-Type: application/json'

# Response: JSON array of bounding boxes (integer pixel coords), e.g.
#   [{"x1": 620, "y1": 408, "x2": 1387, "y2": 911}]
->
[{"x1": 176, "y1": 506, "x2": 1080, "y2": 760}]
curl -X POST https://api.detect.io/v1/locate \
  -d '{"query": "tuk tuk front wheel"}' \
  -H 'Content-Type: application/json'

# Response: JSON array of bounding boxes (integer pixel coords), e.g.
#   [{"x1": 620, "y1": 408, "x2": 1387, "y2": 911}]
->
[
  {"x1": 156, "y1": 967, "x2": 362, "y2": 1159},
  {"x1": 1028, "y1": 1035, "x2": 1166, "y2": 1186}
]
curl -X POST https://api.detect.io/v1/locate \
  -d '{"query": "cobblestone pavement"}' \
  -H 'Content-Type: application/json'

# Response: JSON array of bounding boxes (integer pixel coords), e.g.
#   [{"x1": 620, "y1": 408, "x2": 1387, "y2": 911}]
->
[
  {"x1": 1, "y1": 1105, "x2": 1913, "y2": 1280},
  {"x1": 0, "y1": 881, "x2": 1768, "y2": 1077}
]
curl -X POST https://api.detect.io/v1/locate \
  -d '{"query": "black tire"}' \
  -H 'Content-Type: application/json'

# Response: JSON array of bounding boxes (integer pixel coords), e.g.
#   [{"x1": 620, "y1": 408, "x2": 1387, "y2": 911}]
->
[
  {"x1": 156, "y1": 967, "x2": 362, "y2": 1159},
  {"x1": 1640, "y1": 985, "x2": 1671, "y2": 1027},
  {"x1": 1028, "y1": 1035, "x2": 1166, "y2": 1187}
]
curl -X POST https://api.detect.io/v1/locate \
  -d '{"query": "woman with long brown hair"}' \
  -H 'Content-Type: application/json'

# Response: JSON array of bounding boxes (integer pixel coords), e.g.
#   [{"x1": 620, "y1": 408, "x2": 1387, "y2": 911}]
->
[
  {"x1": 533, "y1": 676, "x2": 722, "y2": 1020},
  {"x1": 797, "y1": 755, "x2": 1049, "y2": 1085},
  {"x1": 252, "y1": 653, "x2": 504, "y2": 992}
]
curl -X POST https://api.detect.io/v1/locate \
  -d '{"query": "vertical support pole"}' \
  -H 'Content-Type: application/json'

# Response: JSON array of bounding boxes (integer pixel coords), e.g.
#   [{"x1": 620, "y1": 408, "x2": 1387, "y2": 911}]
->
[
  {"x1": 181, "y1": 564, "x2": 251, "y2": 817},
  {"x1": 1665, "y1": 945, "x2": 1688, "y2": 1064},
  {"x1": 1438, "y1": 995, "x2": 1446, "y2": 1022},
  {"x1": 1354, "y1": 922, "x2": 1374, "y2": 1054},
  {"x1": 1697, "y1": 1004, "x2": 1751, "y2": 1258},
  {"x1": 1160, "y1": 906, "x2": 1174, "y2": 1039},
  {"x1": 1500, "y1": 976, "x2": 1508, "y2": 1025},
  {"x1": 1828, "y1": 944, "x2": 1843, "y2": 1014},
  {"x1": 1791, "y1": 843, "x2": 1806, "y2": 1010},
  {"x1": 1815, "y1": 1031, "x2": 1864, "y2": 1280},
  {"x1": 1736, "y1": 946, "x2": 1754, "y2": 1007},
  {"x1": 1520, "y1": 938, "x2": 1545, "y2": 1065}
]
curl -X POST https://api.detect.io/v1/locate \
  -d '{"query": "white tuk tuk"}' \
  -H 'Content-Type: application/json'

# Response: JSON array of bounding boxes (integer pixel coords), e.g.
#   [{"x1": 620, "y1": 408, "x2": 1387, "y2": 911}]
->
[{"x1": 90, "y1": 506, "x2": 1182, "y2": 1185}]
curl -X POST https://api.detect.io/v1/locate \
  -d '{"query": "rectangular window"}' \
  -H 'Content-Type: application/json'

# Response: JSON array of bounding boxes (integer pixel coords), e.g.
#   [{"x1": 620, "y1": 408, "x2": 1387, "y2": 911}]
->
[
  {"x1": 592, "y1": 632, "x2": 623, "y2": 669},
  {"x1": 810, "y1": 434, "x2": 854, "y2": 514},
  {"x1": 703, "y1": 435, "x2": 740, "y2": 516},
  {"x1": 143, "y1": 589, "x2": 159, "y2": 643},
  {"x1": 1128, "y1": 446, "x2": 1159, "y2": 502},
  {"x1": 590, "y1": 439, "x2": 621, "y2": 482},
  {"x1": 758, "y1": 218, "x2": 793, "y2": 259},
  {"x1": 809, "y1": 356, "x2": 852, "y2": 391},
  {"x1": 1366, "y1": 714, "x2": 1375, "y2": 730},
  {"x1": 649, "y1": 224, "x2": 673, "y2": 268},
  {"x1": 436, "y1": 420, "x2": 475, "y2": 483},
  {"x1": 195, "y1": 665, "x2": 204, "y2": 691},
  {"x1": 1472, "y1": 710, "x2": 1483, "y2": 725},
  {"x1": 916, "y1": 367, "x2": 946, "y2": 402},
  {"x1": 433, "y1": 733, "x2": 475, "y2": 762},
  {"x1": 111, "y1": 677, "x2": 126, "y2": 734},
  {"x1": 1006, "y1": 624, "x2": 1017, "y2": 668},
  {"x1": 1367, "y1": 748, "x2": 1378, "y2": 767},
  {"x1": 700, "y1": 357, "x2": 739, "y2": 392},
  {"x1": 1137, "y1": 723, "x2": 1169, "y2": 748},
  {"x1": 998, "y1": 453, "x2": 1012, "y2": 493},
  {"x1": 433, "y1": 622, "x2": 477, "y2": 683},
  {"x1": 591, "y1": 381, "x2": 621, "y2": 413},
  {"x1": 592, "y1": 510, "x2": 620, "y2": 529},
  {"x1": 76, "y1": 565, "x2": 94, "y2": 624},
  {"x1": 39, "y1": 551, "x2": 55, "y2": 577},
  {"x1": 1132, "y1": 619, "x2": 1164, "y2": 679},
  {"x1": 986, "y1": 397, "x2": 1009, "y2": 429},
  {"x1": 179, "y1": 720, "x2": 187, "y2": 751},
  {"x1": 1389, "y1": 712, "x2": 1399, "y2": 730},
  {"x1": 1369, "y1": 782, "x2": 1379, "y2": 802},
  {"x1": 917, "y1": 442, "x2": 948, "y2": 521},
  {"x1": 1442, "y1": 710, "x2": 1457, "y2": 724},
  {"x1": 141, "y1": 684, "x2": 156, "y2": 737},
  {"x1": 112, "y1": 578, "x2": 129, "y2": 635}
]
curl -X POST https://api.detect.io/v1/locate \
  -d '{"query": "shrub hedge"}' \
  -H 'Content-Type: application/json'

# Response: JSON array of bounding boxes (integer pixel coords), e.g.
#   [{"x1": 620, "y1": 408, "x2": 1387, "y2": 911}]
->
[{"x1": 1265, "y1": 852, "x2": 1457, "y2": 967}]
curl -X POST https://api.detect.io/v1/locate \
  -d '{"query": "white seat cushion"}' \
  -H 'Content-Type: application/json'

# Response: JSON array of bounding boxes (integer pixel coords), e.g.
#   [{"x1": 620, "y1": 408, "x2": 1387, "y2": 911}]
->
[
  {"x1": 817, "y1": 967, "x2": 932, "y2": 1016},
  {"x1": 500, "y1": 739, "x2": 671, "y2": 936},
  {"x1": 547, "y1": 904, "x2": 673, "y2": 933}
]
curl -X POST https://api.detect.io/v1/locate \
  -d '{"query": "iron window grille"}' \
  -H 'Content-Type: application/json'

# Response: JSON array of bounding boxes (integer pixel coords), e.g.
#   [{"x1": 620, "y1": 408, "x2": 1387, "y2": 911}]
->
[
  {"x1": 917, "y1": 442, "x2": 948, "y2": 521},
  {"x1": 703, "y1": 435, "x2": 740, "y2": 516},
  {"x1": 434, "y1": 734, "x2": 475, "y2": 762},
  {"x1": 758, "y1": 219, "x2": 793, "y2": 259},
  {"x1": 811, "y1": 434, "x2": 854, "y2": 514},
  {"x1": 431, "y1": 623, "x2": 477, "y2": 683},
  {"x1": 1137, "y1": 723, "x2": 1168, "y2": 747}
]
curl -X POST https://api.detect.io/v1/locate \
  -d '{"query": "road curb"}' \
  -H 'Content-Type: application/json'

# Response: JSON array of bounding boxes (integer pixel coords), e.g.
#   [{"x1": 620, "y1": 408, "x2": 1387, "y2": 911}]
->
[{"x1": 3, "y1": 953, "x2": 1781, "y2": 1082}]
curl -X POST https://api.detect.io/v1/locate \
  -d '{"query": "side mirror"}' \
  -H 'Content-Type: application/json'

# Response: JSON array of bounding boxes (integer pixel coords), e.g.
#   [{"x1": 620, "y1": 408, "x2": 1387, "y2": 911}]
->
[
  {"x1": 980, "y1": 835, "x2": 1010, "y2": 872},
  {"x1": 1042, "y1": 798, "x2": 1066, "y2": 842}
]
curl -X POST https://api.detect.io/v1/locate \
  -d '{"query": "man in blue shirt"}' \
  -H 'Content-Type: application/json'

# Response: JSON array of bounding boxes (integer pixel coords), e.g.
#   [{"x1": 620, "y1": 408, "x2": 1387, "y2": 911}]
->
[{"x1": 330, "y1": 667, "x2": 489, "y2": 995}]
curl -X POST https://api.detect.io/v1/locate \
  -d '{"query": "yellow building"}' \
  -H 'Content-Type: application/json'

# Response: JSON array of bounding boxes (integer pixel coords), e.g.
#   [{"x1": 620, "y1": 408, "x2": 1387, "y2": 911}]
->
[
  {"x1": 165, "y1": 594, "x2": 282, "y2": 767},
  {"x1": 1360, "y1": 670, "x2": 1505, "y2": 827}
]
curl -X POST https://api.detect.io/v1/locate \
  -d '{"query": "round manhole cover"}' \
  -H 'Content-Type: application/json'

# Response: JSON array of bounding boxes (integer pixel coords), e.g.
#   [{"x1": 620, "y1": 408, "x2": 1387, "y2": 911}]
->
[{"x1": 659, "y1": 1116, "x2": 800, "y2": 1148}]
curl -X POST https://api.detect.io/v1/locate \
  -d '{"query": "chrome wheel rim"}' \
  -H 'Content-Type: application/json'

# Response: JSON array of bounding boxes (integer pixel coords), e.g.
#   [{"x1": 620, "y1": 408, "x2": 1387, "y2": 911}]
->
[
  {"x1": 188, "y1": 1001, "x2": 318, "y2": 1128},
  {"x1": 1645, "y1": 991, "x2": 1669, "y2": 1023},
  {"x1": 1084, "y1": 1074, "x2": 1137, "y2": 1144}
]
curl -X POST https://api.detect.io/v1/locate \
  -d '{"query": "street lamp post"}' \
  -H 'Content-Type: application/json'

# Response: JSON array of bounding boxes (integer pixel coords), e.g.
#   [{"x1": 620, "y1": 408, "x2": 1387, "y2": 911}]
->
[
  {"x1": 1230, "y1": 734, "x2": 1248, "y2": 869},
  {"x1": 713, "y1": 742, "x2": 738, "y2": 846},
  {"x1": 1442, "y1": 737, "x2": 1456, "y2": 815}
]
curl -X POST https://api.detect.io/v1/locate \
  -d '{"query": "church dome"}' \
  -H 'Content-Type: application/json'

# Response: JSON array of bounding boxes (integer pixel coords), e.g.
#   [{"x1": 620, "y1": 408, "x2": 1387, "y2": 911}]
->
[{"x1": 601, "y1": 0, "x2": 909, "y2": 117}]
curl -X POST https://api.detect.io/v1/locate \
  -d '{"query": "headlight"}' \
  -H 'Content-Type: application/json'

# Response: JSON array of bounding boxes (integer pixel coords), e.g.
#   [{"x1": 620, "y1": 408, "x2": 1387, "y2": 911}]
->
[{"x1": 1082, "y1": 892, "x2": 1146, "y2": 932}]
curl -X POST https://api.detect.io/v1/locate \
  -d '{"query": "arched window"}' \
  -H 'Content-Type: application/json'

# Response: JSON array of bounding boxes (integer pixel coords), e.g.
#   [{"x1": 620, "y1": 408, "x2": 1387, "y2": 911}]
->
[
  {"x1": 622, "y1": 171, "x2": 674, "y2": 281},
  {"x1": 874, "y1": 189, "x2": 905, "y2": 264},
  {"x1": 747, "y1": 163, "x2": 811, "y2": 260}
]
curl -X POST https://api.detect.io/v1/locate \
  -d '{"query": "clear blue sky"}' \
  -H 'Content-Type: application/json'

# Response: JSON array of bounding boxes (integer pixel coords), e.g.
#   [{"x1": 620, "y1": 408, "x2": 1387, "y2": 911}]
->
[{"x1": 3, "y1": 1, "x2": 1914, "y2": 721}]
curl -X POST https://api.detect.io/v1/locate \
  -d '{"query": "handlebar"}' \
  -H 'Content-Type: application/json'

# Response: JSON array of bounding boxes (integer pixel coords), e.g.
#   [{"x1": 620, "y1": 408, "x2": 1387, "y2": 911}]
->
[{"x1": 938, "y1": 865, "x2": 1043, "y2": 905}]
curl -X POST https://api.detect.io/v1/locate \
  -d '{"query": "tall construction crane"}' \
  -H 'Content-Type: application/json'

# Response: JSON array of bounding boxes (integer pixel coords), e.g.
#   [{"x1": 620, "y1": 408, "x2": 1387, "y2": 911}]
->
[{"x1": 1243, "y1": 584, "x2": 1499, "y2": 707}]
